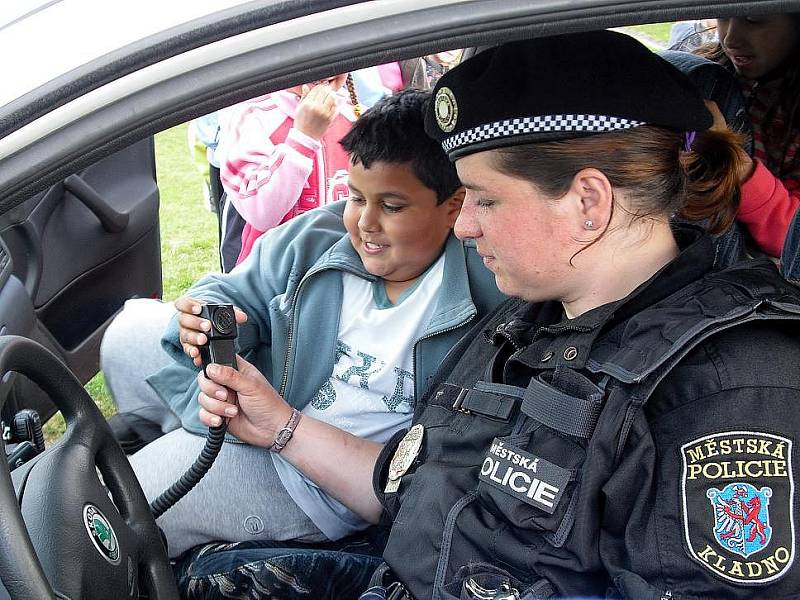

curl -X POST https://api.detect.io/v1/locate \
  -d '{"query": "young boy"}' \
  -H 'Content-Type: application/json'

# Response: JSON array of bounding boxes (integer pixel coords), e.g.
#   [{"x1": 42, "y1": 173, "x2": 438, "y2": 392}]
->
[{"x1": 100, "y1": 89, "x2": 505, "y2": 557}]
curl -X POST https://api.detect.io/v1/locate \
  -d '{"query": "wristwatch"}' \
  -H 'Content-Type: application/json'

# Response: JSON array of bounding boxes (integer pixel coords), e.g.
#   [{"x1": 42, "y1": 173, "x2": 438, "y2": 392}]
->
[{"x1": 269, "y1": 408, "x2": 302, "y2": 453}]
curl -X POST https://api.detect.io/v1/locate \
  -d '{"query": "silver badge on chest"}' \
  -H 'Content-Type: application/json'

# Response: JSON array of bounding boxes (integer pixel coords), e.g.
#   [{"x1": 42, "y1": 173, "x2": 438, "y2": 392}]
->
[{"x1": 385, "y1": 424, "x2": 424, "y2": 493}]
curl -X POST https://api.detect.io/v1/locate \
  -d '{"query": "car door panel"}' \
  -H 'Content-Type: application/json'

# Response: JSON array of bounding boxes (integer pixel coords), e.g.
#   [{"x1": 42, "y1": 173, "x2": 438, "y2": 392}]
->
[{"x1": 0, "y1": 137, "x2": 161, "y2": 420}]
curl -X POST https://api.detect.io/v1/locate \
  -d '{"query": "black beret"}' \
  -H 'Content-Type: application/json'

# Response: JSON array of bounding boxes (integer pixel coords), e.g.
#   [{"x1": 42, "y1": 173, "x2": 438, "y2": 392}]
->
[{"x1": 425, "y1": 30, "x2": 713, "y2": 159}]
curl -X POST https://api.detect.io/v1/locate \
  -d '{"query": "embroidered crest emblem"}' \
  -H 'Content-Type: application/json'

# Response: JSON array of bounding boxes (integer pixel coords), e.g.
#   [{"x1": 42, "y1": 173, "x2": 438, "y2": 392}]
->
[
  {"x1": 681, "y1": 431, "x2": 795, "y2": 585},
  {"x1": 435, "y1": 87, "x2": 458, "y2": 132},
  {"x1": 708, "y1": 483, "x2": 772, "y2": 559}
]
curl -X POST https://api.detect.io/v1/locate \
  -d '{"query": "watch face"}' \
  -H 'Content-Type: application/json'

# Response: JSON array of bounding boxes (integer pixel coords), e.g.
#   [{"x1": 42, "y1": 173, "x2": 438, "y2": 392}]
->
[
  {"x1": 276, "y1": 428, "x2": 293, "y2": 446},
  {"x1": 272, "y1": 411, "x2": 301, "y2": 451}
]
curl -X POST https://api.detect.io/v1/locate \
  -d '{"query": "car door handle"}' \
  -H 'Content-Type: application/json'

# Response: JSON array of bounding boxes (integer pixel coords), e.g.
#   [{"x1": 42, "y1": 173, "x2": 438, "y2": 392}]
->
[{"x1": 63, "y1": 174, "x2": 130, "y2": 233}]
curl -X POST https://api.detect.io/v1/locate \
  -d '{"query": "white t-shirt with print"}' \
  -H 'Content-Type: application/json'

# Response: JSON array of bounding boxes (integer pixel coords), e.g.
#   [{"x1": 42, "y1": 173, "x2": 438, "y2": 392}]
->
[{"x1": 272, "y1": 254, "x2": 445, "y2": 539}]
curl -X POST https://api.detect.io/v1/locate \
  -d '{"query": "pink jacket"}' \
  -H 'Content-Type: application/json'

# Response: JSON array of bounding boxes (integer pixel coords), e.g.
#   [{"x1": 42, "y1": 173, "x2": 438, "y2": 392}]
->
[
  {"x1": 219, "y1": 90, "x2": 355, "y2": 264},
  {"x1": 738, "y1": 159, "x2": 800, "y2": 258}
]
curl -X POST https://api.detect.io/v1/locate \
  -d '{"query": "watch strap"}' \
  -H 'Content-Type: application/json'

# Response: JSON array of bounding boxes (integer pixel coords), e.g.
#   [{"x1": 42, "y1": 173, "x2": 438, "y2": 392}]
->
[{"x1": 269, "y1": 408, "x2": 302, "y2": 453}]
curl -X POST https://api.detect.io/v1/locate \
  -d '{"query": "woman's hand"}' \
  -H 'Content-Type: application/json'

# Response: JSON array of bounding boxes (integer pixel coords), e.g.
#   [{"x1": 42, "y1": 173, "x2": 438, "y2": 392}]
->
[
  {"x1": 174, "y1": 295, "x2": 248, "y2": 367},
  {"x1": 196, "y1": 354, "x2": 292, "y2": 447},
  {"x1": 199, "y1": 355, "x2": 385, "y2": 523}
]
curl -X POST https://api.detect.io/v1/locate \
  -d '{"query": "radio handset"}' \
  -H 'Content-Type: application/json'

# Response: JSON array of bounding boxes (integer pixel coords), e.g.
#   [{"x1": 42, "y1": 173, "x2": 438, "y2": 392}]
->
[
  {"x1": 150, "y1": 303, "x2": 238, "y2": 519},
  {"x1": 198, "y1": 303, "x2": 238, "y2": 375}
]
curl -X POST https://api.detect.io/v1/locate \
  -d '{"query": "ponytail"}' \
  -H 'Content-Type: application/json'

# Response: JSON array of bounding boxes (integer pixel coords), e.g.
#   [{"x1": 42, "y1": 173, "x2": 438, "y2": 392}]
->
[{"x1": 679, "y1": 128, "x2": 749, "y2": 234}]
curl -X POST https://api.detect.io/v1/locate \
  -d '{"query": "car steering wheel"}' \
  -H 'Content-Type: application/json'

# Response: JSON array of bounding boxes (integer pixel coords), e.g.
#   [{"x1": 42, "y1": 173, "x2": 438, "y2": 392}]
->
[{"x1": 0, "y1": 336, "x2": 178, "y2": 599}]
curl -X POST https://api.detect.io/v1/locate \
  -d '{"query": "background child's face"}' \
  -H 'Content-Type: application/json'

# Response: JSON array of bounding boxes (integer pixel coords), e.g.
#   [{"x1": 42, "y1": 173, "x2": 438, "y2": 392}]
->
[
  {"x1": 717, "y1": 15, "x2": 798, "y2": 80},
  {"x1": 344, "y1": 161, "x2": 462, "y2": 292}
]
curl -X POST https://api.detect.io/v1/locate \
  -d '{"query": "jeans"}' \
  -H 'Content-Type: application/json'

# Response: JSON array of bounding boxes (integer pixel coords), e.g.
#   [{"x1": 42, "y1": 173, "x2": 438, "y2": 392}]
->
[{"x1": 175, "y1": 535, "x2": 384, "y2": 599}]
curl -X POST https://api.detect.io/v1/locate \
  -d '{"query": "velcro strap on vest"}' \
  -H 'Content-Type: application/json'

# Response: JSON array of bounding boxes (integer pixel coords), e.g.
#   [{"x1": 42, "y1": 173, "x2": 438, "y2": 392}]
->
[
  {"x1": 449, "y1": 382, "x2": 519, "y2": 421},
  {"x1": 521, "y1": 376, "x2": 604, "y2": 439},
  {"x1": 459, "y1": 390, "x2": 516, "y2": 420}
]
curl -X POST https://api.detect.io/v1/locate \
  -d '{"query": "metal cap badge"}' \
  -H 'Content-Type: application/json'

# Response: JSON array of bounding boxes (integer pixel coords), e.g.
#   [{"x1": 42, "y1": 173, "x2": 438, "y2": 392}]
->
[{"x1": 434, "y1": 87, "x2": 458, "y2": 133}]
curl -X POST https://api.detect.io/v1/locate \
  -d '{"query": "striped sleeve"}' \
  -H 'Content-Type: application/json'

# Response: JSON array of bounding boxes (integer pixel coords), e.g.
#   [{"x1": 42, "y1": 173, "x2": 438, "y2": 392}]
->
[{"x1": 219, "y1": 100, "x2": 321, "y2": 231}]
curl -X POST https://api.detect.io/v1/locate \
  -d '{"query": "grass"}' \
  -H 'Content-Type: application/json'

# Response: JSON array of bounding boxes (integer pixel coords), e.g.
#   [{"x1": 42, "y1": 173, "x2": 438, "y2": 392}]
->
[
  {"x1": 44, "y1": 123, "x2": 220, "y2": 441},
  {"x1": 625, "y1": 23, "x2": 674, "y2": 45},
  {"x1": 156, "y1": 123, "x2": 221, "y2": 300}
]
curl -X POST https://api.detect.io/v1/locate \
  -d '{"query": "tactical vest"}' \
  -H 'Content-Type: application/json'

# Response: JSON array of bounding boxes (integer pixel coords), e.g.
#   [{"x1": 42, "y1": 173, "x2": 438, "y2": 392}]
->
[{"x1": 378, "y1": 260, "x2": 800, "y2": 600}]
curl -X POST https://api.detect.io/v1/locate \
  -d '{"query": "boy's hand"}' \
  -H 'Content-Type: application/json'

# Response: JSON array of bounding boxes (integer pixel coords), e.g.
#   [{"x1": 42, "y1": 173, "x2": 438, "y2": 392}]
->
[
  {"x1": 294, "y1": 83, "x2": 339, "y2": 140},
  {"x1": 174, "y1": 295, "x2": 248, "y2": 367}
]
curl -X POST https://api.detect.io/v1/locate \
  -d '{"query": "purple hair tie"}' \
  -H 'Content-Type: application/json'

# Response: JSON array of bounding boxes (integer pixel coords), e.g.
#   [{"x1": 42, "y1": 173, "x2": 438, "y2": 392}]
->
[{"x1": 684, "y1": 131, "x2": 696, "y2": 152}]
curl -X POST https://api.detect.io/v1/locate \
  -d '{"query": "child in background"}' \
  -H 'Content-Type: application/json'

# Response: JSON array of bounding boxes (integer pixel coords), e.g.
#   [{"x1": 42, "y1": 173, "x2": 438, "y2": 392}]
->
[
  {"x1": 217, "y1": 74, "x2": 356, "y2": 266},
  {"x1": 351, "y1": 60, "x2": 434, "y2": 102},
  {"x1": 423, "y1": 49, "x2": 463, "y2": 86},
  {"x1": 667, "y1": 19, "x2": 717, "y2": 51},
  {"x1": 698, "y1": 14, "x2": 800, "y2": 277},
  {"x1": 350, "y1": 64, "x2": 404, "y2": 109},
  {"x1": 188, "y1": 111, "x2": 223, "y2": 215}
]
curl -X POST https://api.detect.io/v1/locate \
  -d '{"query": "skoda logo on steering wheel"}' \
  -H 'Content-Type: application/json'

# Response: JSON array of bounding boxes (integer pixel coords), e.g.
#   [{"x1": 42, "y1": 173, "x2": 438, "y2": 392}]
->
[{"x1": 83, "y1": 504, "x2": 120, "y2": 564}]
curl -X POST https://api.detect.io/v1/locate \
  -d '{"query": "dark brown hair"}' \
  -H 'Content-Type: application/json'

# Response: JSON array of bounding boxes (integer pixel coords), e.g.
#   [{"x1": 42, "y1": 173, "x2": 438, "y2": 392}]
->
[
  {"x1": 493, "y1": 125, "x2": 748, "y2": 235},
  {"x1": 340, "y1": 89, "x2": 460, "y2": 203}
]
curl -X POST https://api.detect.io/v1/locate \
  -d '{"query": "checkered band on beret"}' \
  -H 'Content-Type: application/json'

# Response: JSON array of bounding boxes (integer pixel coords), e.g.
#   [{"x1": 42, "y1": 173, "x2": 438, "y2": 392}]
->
[
  {"x1": 441, "y1": 114, "x2": 645, "y2": 154},
  {"x1": 424, "y1": 31, "x2": 713, "y2": 160}
]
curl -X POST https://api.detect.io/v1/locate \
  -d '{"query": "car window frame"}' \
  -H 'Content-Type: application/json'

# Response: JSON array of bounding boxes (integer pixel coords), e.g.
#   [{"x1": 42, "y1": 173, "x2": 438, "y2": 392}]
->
[{"x1": 0, "y1": 0, "x2": 794, "y2": 216}]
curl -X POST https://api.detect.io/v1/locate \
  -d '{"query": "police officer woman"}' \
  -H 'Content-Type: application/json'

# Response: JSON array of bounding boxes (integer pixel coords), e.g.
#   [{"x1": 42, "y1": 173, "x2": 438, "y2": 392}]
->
[{"x1": 196, "y1": 31, "x2": 800, "y2": 599}]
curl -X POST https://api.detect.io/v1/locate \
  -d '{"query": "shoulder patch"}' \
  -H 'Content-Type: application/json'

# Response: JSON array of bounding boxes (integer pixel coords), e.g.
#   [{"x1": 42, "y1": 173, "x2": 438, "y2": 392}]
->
[{"x1": 680, "y1": 431, "x2": 795, "y2": 585}]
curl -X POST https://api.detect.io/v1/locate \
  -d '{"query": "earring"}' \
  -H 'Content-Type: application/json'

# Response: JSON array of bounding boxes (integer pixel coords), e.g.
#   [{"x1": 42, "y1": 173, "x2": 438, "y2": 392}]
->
[{"x1": 584, "y1": 219, "x2": 594, "y2": 229}]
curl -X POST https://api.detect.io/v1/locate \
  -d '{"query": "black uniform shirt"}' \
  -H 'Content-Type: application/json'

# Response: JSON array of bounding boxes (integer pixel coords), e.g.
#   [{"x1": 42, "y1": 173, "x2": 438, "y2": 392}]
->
[
  {"x1": 376, "y1": 226, "x2": 800, "y2": 599},
  {"x1": 497, "y1": 225, "x2": 713, "y2": 388}
]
